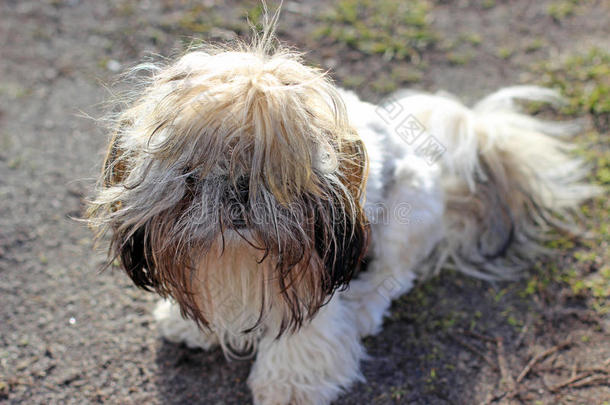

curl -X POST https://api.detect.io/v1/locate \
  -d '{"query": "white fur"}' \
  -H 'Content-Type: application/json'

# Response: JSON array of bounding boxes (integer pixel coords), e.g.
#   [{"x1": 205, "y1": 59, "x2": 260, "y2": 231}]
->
[
  {"x1": 155, "y1": 86, "x2": 596, "y2": 404},
  {"x1": 154, "y1": 299, "x2": 219, "y2": 350},
  {"x1": 248, "y1": 297, "x2": 365, "y2": 405}
]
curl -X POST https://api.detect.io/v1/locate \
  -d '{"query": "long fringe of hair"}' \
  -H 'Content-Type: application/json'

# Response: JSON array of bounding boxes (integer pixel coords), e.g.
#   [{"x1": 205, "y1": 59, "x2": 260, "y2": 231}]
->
[{"x1": 87, "y1": 18, "x2": 370, "y2": 335}]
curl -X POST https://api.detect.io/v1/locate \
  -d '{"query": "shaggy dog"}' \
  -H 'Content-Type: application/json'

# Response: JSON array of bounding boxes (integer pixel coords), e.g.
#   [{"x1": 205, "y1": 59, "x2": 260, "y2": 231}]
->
[{"x1": 87, "y1": 18, "x2": 596, "y2": 405}]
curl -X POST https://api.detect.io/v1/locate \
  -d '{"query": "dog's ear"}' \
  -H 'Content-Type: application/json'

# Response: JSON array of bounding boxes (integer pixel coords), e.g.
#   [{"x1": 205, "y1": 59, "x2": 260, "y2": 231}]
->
[
  {"x1": 115, "y1": 225, "x2": 157, "y2": 292},
  {"x1": 320, "y1": 136, "x2": 369, "y2": 292},
  {"x1": 314, "y1": 198, "x2": 369, "y2": 294},
  {"x1": 101, "y1": 132, "x2": 158, "y2": 291}
]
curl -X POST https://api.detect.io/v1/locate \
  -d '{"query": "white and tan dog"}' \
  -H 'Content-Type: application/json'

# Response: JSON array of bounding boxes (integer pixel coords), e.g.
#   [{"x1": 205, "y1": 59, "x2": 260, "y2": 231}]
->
[{"x1": 87, "y1": 20, "x2": 596, "y2": 405}]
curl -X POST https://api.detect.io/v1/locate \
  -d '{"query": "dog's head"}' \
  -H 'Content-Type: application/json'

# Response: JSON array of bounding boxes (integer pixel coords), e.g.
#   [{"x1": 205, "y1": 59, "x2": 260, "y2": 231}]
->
[{"x1": 88, "y1": 37, "x2": 369, "y2": 335}]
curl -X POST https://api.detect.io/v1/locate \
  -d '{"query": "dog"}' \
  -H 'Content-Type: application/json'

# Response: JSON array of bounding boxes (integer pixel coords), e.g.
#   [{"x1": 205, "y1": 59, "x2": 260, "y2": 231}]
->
[{"x1": 86, "y1": 19, "x2": 597, "y2": 405}]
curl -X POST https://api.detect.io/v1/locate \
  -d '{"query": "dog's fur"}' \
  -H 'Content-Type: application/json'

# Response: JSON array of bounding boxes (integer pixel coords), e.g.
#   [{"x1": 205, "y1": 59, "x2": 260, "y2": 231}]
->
[{"x1": 87, "y1": 21, "x2": 597, "y2": 405}]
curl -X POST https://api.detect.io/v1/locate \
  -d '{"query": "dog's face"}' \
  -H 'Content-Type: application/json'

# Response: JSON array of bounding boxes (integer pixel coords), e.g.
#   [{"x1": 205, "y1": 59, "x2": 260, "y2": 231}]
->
[{"x1": 88, "y1": 45, "x2": 369, "y2": 335}]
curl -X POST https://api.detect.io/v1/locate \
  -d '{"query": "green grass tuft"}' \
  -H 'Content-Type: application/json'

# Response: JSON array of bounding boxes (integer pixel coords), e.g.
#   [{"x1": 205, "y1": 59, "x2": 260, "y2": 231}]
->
[
  {"x1": 547, "y1": 0, "x2": 587, "y2": 21},
  {"x1": 315, "y1": 0, "x2": 437, "y2": 62},
  {"x1": 447, "y1": 51, "x2": 472, "y2": 66},
  {"x1": 522, "y1": 47, "x2": 610, "y2": 315},
  {"x1": 497, "y1": 46, "x2": 514, "y2": 60},
  {"x1": 533, "y1": 47, "x2": 610, "y2": 130}
]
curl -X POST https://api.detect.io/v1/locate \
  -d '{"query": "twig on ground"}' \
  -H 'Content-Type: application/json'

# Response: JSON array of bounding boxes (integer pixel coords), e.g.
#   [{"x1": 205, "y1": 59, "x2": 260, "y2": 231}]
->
[
  {"x1": 482, "y1": 391, "x2": 507, "y2": 405},
  {"x1": 551, "y1": 372, "x2": 610, "y2": 392},
  {"x1": 568, "y1": 375, "x2": 610, "y2": 389},
  {"x1": 515, "y1": 340, "x2": 572, "y2": 384},
  {"x1": 570, "y1": 362, "x2": 578, "y2": 378},
  {"x1": 514, "y1": 315, "x2": 532, "y2": 348},
  {"x1": 549, "y1": 357, "x2": 610, "y2": 392},
  {"x1": 496, "y1": 337, "x2": 516, "y2": 393},
  {"x1": 551, "y1": 371, "x2": 591, "y2": 391}
]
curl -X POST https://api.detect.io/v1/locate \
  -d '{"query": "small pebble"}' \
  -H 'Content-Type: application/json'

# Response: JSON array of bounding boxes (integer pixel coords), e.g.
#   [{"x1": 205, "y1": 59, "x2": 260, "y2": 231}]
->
[{"x1": 107, "y1": 60, "x2": 121, "y2": 72}]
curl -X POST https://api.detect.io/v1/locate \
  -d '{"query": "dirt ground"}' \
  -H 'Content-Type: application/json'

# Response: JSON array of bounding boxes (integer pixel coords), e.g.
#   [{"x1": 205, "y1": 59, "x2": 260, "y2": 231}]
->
[{"x1": 1, "y1": 0, "x2": 608, "y2": 404}]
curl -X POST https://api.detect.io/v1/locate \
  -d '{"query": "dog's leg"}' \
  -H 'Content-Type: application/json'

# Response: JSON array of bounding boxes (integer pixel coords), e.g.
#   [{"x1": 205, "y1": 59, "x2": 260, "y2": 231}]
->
[
  {"x1": 342, "y1": 158, "x2": 444, "y2": 337},
  {"x1": 248, "y1": 296, "x2": 364, "y2": 405},
  {"x1": 153, "y1": 300, "x2": 219, "y2": 350}
]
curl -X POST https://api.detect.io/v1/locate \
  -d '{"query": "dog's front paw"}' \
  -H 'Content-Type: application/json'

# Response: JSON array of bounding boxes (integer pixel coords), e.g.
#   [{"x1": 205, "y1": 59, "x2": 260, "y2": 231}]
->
[
  {"x1": 249, "y1": 379, "x2": 293, "y2": 405},
  {"x1": 249, "y1": 374, "x2": 335, "y2": 405},
  {"x1": 248, "y1": 298, "x2": 364, "y2": 405},
  {"x1": 153, "y1": 300, "x2": 218, "y2": 350}
]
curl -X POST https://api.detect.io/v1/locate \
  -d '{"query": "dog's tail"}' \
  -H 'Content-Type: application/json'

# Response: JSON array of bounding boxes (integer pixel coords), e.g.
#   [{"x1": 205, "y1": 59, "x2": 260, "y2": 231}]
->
[{"x1": 408, "y1": 86, "x2": 599, "y2": 279}]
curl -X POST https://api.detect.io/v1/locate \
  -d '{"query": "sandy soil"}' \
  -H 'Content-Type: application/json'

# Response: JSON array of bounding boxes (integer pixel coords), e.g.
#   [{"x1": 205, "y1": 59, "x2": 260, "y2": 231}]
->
[{"x1": 1, "y1": 0, "x2": 608, "y2": 404}]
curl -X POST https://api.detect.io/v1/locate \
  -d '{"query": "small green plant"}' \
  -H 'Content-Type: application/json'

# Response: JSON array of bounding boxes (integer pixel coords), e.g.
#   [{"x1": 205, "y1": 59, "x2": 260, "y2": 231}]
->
[
  {"x1": 482, "y1": 0, "x2": 496, "y2": 9},
  {"x1": 447, "y1": 51, "x2": 471, "y2": 66},
  {"x1": 391, "y1": 65, "x2": 423, "y2": 83},
  {"x1": 315, "y1": 0, "x2": 437, "y2": 62},
  {"x1": 521, "y1": 51, "x2": 610, "y2": 310},
  {"x1": 460, "y1": 32, "x2": 482, "y2": 46},
  {"x1": 177, "y1": 4, "x2": 216, "y2": 34},
  {"x1": 533, "y1": 47, "x2": 610, "y2": 130},
  {"x1": 497, "y1": 46, "x2": 514, "y2": 60},
  {"x1": 547, "y1": 0, "x2": 585, "y2": 21},
  {"x1": 244, "y1": 3, "x2": 265, "y2": 30},
  {"x1": 371, "y1": 74, "x2": 399, "y2": 94},
  {"x1": 390, "y1": 386, "x2": 408, "y2": 400},
  {"x1": 524, "y1": 38, "x2": 545, "y2": 53}
]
